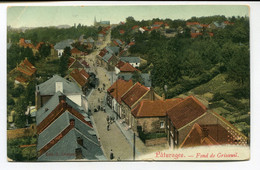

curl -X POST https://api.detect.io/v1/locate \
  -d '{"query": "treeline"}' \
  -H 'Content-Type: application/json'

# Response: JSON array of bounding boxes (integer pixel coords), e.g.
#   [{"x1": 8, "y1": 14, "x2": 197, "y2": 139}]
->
[
  {"x1": 111, "y1": 15, "x2": 249, "y2": 99},
  {"x1": 7, "y1": 24, "x2": 98, "y2": 45}
]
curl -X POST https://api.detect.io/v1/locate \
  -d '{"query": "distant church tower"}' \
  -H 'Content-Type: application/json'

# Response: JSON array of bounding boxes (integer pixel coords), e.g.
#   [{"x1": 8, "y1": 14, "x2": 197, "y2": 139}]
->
[{"x1": 94, "y1": 16, "x2": 97, "y2": 26}]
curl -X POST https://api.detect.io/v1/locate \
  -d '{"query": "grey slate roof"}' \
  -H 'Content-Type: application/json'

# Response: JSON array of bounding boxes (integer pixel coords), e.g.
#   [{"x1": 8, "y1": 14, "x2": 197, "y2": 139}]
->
[
  {"x1": 36, "y1": 91, "x2": 62, "y2": 125},
  {"x1": 36, "y1": 75, "x2": 82, "y2": 96},
  {"x1": 102, "y1": 53, "x2": 113, "y2": 63},
  {"x1": 36, "y1": 91, "x2": 88, "y2": 125},
  {"x1": 105, "y1": 46, "x2": 119, "y2": 55},
  {"x1": 118, "y1": 73, "x2": 151, "y2": 87},
  {"x1": 25, "y1": 40, "x2": 31, "y2": 44},
  {"x1": 54, "y1": 39, "x2": 74, "y2": 50},
  {"x1": 120, "y1": 57, "x2": 140, "y2": 64},
  {"x1": 37, "y1": 112, "x2": 70, "y2": 150},
  {"x1": 37, "y1": 111, "x2": 105, "y2": 161},
  {"x1": 115, "y1": 39, "x2": 123, "y2": 46}
]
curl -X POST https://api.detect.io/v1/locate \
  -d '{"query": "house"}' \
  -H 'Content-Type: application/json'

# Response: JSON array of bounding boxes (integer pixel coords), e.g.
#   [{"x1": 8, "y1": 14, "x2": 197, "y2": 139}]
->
[
  {"x1": 35, "y1": 75, "x2": 86, "y2": 110},
  {"x1": 119, "y1": 30, "x2": 125, "y2": 35},
  {"x1": 117, "y1": 72, "x2": 152, "y2": 88},
  {"x1": 69, "y1": 68, "x2": 89, "y2": 94},
  {"x1": 115, "y1": 61, "x2": 139, "y2": 74},
  {"x1": 9, "y1": 58, "x2": 37, "y2": 84},
  {"x1": 191, "y1": 32, "x2": 203, "y2": 38},
  {"x1": 130, "y1": 98, "x2": 182, "y2": 133},
  {"x1": 120, "y1": 56, "x2": 141, "y2": 68},
  {"x1": 54, "y1": 39, "x2": 74, "y2": 57},
  {"x1": 139, "y1": 27, "x2": 145, "y2": 34},
  {"x1": 166, "y1": 96, "x2": 248, "y2": 149},
  {"x1": 36, "y1": 92, "x2": 106, "y2": 161},
  {"x1": 120, "y1": 83, "x2": 162, "y2": 128},
  {"x1": 186, "y1": 22, "x2": 200, "y2": 27},
  {"x1": 70, "y1": 48, "x2": 82, "y2": 58},
  {"x1": 179, "y1": 123, "x2": 239, "y2": 148},
  {"x1": 164, "y1": 23, "x2": 170, "y2": 29},
  {"x1": 113, "y1": 39, "x2": 124, "y2": 47},
  {"x1": 132, "y1": 25, "x2": 139, "y2": 33},
  {"x1": 68, "y1": 57, "x2": 85, "y2": 70},
  {"x1": 107, "y1": 79, "x2": 133, "y2": 118},
  {"x1": 19, "y1": 38, "x2": 34, "y2": 49},
  {"x1": 97, "y1": 46, "x2": 120, "y2": 71}
]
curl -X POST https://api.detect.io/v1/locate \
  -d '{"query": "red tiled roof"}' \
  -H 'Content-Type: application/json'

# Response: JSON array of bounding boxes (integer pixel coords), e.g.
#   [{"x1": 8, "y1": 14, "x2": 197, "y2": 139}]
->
[
  {"x1": 68, "y1": 57, "x2": 76, "y2": 68},
  {"x1": 167, "y1": 96, "x2": 207, "y2": 129},
  {"x1": 119, "y1": 30, "x2": 125, "y2": 34},
  {"x1": 128, "y1": 42, "x2": 135, "y2": 46},
  {"x1": 15, "y1": 76, "x2": 27, "y2": 83},
  {"x1": 224, "y1": 21, "x2": 234, "y2": 25},
  {"x1": 180, "y1": 123, "x2": 236, "y2": 148},
  {"x1": 35, "y1": 42, "x2": 44, "y2": 50},
  {"x1": 16, "y1": 58, "x2": 37, "y2": 76},
  {"x1": 70, "y1": 69, "x2": 88, "y2": 87},
  {"x1": 132, "y1": 25, "x2": 139, "y2": 30},
  {"x1": 164, "y1": 23, "x2": 169, "y2": 26},
  {"x1": 121, "y1": 82, "x2": 149, "y2": 108},
  {"x1": 71, "y1": 48, "x2": 81, "y2": 54},
  {"x1": 99, "y1": 48, "x2": 108, "y2": 57},
  {"x1": 120, "y1": 62, "x2": 139, "y2": 72},
  {"x1": 113, "y1": 40, "x2": 119, "y2": 46},
  {"x1": 115, "y1": 60, "x2": 125, "y2": 69},
  {"x1": 131, "y1": 98, "x2": 183, "y2": 118},
  {"x1": 208, "y1": 32, "x2": 214, "y2": 37},
  {"x1": 107, "y1": 79, "x2": 133, "y2": 104},
  {"x1": 191, "y1": 32, "x2": 203, "y2": 38},
  {"x1": 81, "y1": 60, "x2": 90, "y2": 68},
  {"x1": 150, "y1": 26, "x2": 160, "y2": 31},
  {"x1": 142, "y1": 27, "x2": 149, "y2": 31},
  {"x1": 79, "y1": 69, "x2": 90, "y2": 79},
  {"x1": 154, "y1": 21, "x2": 164, "y2": 26},
  {"x1": 186, "y1": 22, "x2": 200, "y2": 26},
  {"x1": 200, "y1": 24, "x2": 209, "y2": 28}
]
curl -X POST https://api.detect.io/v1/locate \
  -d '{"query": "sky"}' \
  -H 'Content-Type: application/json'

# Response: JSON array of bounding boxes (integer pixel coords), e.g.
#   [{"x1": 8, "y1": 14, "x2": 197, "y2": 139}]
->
[{"x1": 7, "y1": 5, "x2": 249, "y2": 28}]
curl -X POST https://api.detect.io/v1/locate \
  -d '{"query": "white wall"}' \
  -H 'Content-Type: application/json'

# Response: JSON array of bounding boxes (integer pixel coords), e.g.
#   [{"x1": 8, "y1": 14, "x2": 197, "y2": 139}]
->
[
  {"x1": 57, "y1": 49, "x2": 64, "y2": 58},
  {"x1": 67, "y1": 94, "x2": 82, "y2": 107},
  {"x1": 130, "y1": 62, "x2": 140, "y2": 68},
  {"x1": 115, "y1": 67, "x2": 120, "y2": 74}
]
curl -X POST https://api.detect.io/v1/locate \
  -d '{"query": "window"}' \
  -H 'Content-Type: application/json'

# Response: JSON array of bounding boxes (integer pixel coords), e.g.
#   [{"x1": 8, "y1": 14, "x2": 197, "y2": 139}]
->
[{"x1": 160, "y1": 122, "x2": 164, "y2": 128}]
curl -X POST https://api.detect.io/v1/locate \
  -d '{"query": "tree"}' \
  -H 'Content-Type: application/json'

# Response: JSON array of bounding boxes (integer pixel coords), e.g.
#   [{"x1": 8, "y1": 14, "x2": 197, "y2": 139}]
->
[
  {"x1": 38, "y1": 43, "x2": 51, "y2": 59},
  {"x1": 59, "y1": 47, "x2": 71, "y2": 77},
  {"x1": 132, "y1": 71, "x2": 144, "y2": 84}
]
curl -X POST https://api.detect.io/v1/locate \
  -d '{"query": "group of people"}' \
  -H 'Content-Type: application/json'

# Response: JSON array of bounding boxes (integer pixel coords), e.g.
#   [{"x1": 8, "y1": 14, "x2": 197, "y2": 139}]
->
[{"x1": 106, "y1": 115, "x2": 115, "y2": 131}]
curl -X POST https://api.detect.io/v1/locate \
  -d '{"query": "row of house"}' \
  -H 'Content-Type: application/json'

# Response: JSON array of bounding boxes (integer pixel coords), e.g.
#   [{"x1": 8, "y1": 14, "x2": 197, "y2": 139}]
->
[
  {"x1": 35, "y1": 74, "x2": 105, "y2": 161},
  {"x1": 106, "y1": 79, "x2": 248, "y2": 148}
]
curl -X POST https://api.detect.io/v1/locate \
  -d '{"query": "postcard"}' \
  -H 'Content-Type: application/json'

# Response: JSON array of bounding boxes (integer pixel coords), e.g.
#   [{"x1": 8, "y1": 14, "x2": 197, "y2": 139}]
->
[{"x1": 6, "y1": 4, "x2": 250, "y2": 162}]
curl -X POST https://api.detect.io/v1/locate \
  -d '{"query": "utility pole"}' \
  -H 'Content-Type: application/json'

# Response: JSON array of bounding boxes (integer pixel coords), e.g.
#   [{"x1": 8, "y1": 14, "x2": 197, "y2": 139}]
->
[{"x1": 133, "y1": 132, "x2": 136, "y2": 160}]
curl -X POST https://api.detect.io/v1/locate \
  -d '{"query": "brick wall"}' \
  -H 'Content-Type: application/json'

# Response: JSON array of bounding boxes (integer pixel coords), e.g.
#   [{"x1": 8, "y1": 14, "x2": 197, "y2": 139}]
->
[
  {"x1": 136, "y1": 117, "x2": 166, "y2": 133},
  {"x1": 145, "y1": 137, "x2": 168, "y2": 146}
]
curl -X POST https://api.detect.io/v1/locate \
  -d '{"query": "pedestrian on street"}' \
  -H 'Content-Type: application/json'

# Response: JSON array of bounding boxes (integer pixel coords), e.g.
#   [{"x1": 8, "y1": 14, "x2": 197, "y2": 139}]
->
[
  {"x1": 110, "y1": 149, "x2": 114, "y2": 160},
  {"x1": 106, "y1": 115, "x2": 109, "y2": 123},
  {"x1": 107, "y1": 123, "x2": 109, "y2": 131}
]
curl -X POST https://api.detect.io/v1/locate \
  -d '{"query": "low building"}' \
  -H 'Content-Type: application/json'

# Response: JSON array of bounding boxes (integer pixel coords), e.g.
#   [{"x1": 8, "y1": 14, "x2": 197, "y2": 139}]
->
[
  {"x1": 71, "y1": 48, "x2": 82, "y2": 58},
  {"x1": 107, "y1": 79, "x2": 133, "y2": 118},
  {"x1": 130, "y1": 98, "x2": 183, "y2": 133},
  {"x1": 69, "y1": 68, "x2": 90, "y2": 94},
  {"x1": 35, "y1": 75, "x2": 85, "y2": 110},
  {"x1": 120, "y1": 83, "x2": 162, "y2": 128},
  {"x1": 36, "y1": 92, "x2": 106, "y2": 161},
  {"x1": 97, "y1": 46, "x2": 120, "y2": 71},
  {"x1": 120, "y1": 56, "x2": 141, "y2": 68},
  {"x1": 117, "y1": 73, "x2": 152, "y2": 88},
  {"x1": 115, "y1": 61, "x2": 139, "y2": 74},
  {"x1": 9, "y1": 58, "x2": 37, "y2": 85},
  {"x1": 166, "y1": 96, "x2": 248, "y2": 149},
  {"x1": 54, "y1": 39, "x2": 74, "y2": 57}
]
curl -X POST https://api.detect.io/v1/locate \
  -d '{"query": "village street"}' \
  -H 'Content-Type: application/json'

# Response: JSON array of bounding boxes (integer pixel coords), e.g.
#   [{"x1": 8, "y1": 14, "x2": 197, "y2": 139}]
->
[{"x1": 84, "y1": 30, "x2": 168, "y2": 160}]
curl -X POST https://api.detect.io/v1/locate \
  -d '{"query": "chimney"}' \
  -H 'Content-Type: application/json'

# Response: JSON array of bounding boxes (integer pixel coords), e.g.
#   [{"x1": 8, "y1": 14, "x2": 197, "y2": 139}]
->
[
  {"x1": 70, "y1": 119, "x2": 75, "y2": 127},
  {"x1": 77, "y1": 137, "x2": 83, "y2": 146},
  {"x1": 55, "y1": 82, "x2": 63, "y2": 93},
  {"x1": 75, "y1": 148, "x2": 83, "y2": 159},
  {"x1": 59, "y1": 95, "x2": 66, "y2": 103}
]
